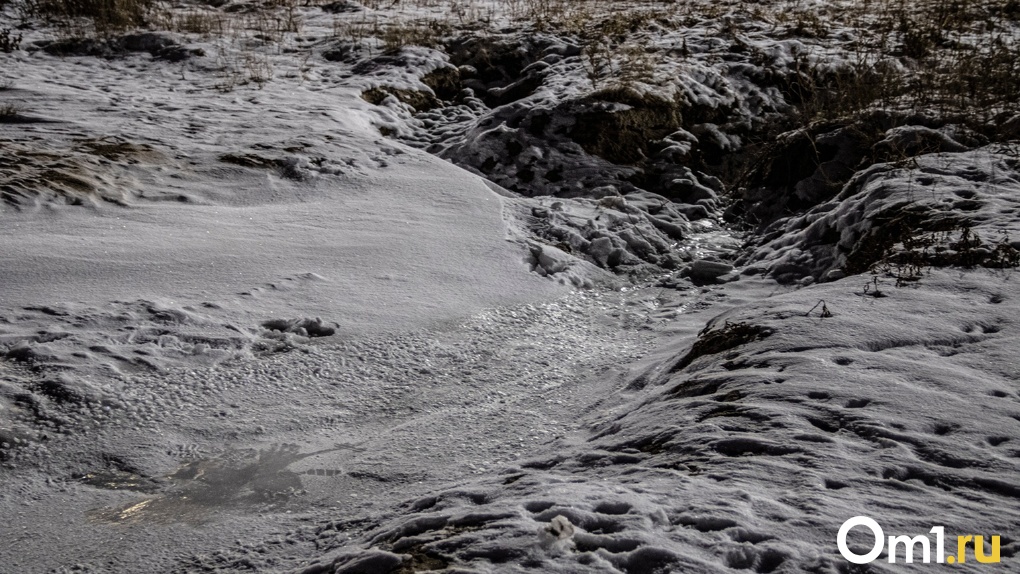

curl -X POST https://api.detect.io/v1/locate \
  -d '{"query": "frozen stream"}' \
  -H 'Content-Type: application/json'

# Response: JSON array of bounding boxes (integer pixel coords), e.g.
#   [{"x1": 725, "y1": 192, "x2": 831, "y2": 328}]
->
[{"x1": 1, "y1": 278, "x2": 730, "y2": 572}]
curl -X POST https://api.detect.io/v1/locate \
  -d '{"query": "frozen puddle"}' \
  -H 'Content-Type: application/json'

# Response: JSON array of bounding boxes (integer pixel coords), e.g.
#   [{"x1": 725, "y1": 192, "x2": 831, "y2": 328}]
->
[{"x1": 85, "y1": 444, "x2": 351, "y2": 524}]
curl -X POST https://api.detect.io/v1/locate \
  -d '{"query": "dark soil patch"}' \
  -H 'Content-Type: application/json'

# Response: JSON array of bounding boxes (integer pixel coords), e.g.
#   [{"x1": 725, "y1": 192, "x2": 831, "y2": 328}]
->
[
  {"x1": 36, "y1": 32, "x2": 198, "y2": 61},
  {"x1": 421, "y1": 66, "x2": 462, "y2": 102},
  {"x1": 394, "y1": 542, "x2": 452, "y2": 574},
  {"x1": 672, "y1": 322, "x2": 773, "y2": 372},
  {"x1": 220, "y1": 153, "x2": 279, "y2": 169},
  {"x1": 362, "y1": 87, "x2": 440, "y2": 113},
  {"x1": 730, "y1": 120, "x2": 880, "y2": 227},
  {"x1": 261, "y1": 317, "x2": 336, "y2": 338},
  {"x1": 568, "y1": 87, "x2": 683, "y2": 165},
  {"x1": 446, "y1": 34, "x2": 552, "y2": 107}
]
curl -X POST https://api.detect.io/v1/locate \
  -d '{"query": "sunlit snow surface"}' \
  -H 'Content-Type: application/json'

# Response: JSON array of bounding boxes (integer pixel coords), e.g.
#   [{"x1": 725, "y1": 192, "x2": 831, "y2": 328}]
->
[{"x1": 1, "y1": 2, "x2": 1019, "y2": 573}]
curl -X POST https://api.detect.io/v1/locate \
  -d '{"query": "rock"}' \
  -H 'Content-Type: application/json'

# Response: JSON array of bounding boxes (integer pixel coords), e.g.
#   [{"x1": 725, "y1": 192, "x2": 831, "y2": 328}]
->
[
  {"x1": 327, "y1": 550, "x2": 404, "y2": 574},
  {"x1": 667, "y1": 176, "x2": 717, "y2": 203},
  {"x1": 261, "y1": 317, "x2": 336, "y2": 337},
  {"x1": 872, "y1": 125, "x2": 969, "y2": 162},
  {"x1": 684, "y1": 259, "x2": 734, "y2": 284},
  {"x1": 320, "y1": 0, "x2": 362, "y2": 13},
  {"x1": 824, "y1": 269, "x2": 846, "y2": 281},
  {"x1": 120, "y1": 33, "x2": 175, "y2": 54},
  {"x1": 590, "y1": 185, "x2": 621, "y2": 199},
  {"x1": 589, "y1": 237, "x2": 614, "y2": 266},
  {"x1": 546, "y1": 515, "x2": 575, "y2": 539},
  {"x1": 678, "y1": 204, "x2": 711, "y2": 220}
]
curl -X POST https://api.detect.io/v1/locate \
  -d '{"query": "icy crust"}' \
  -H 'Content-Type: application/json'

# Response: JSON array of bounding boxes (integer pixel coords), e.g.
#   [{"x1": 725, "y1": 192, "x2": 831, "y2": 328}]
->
[
  {"x1": 742, "y1": 144, "x2": 1020, "y2": 284},
  {"x1": 296, "y1": 270, "x2": 1020, "y2": 574}
]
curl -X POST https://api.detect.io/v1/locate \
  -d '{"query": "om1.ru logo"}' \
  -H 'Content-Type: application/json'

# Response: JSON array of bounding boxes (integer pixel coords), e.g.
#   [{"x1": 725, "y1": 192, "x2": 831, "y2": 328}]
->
[{"x1": 838, "y1": 516, "x2": 1001, "y2": 564}]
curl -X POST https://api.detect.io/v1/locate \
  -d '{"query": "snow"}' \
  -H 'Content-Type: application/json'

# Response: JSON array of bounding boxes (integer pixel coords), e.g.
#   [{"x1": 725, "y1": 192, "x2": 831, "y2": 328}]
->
[
  {"x1": 1, "y1": 0, "x2": 1019, "y2": 573},
  {"x1": 295, "y1": 267, "x2": 1020, "y2": 574},
  {"x1": 0, "y1": 49, "x2": 573, "y2": 373},
  {"x1": 744, "y1": 144, "x2": 1020, "y2": 284}
]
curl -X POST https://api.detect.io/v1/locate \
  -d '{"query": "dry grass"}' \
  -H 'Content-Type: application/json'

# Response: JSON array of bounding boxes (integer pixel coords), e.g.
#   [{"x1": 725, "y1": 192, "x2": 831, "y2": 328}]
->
[
  {"x1": 17, "y1": 0, "x2": 158, "y2": 36},
  {"x1": 572, "y1": 10, "x2": 661, "y2": 90},
  {"x1": 9, "y1": 0, "x2": 1018, "y2": 122},
  {"x1": 368, "y1": 0, "x2": 1018, "y2": 128},
  {"x1": 0, "y1": 140, "x2": 138, "y2": 207},
  {"x1": 331, "y1": 16, "x2": 377, "y2": 43},
  {"x1": 1, "y1": 27, "x2": 23, "y2": 52},
  {"x1": 862, "y1": 219, "x2": 1020, "y2": 285},
  {"x1": 381, "y1": 18, "x2": 451, "y2": 51},
  {"x1": 212, "y1": 47, "x2": 274, "y2": 92},
  {"x1": 776, "y1": 0, "x2": 1020, "y2": 127},
  {"x1": 156, "y1": 8, "x2": 232, "y2": 37}
]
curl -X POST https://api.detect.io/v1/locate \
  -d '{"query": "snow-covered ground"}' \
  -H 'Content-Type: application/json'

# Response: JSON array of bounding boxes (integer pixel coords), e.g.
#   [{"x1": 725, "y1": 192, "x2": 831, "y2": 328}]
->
[{"x1": 1, "y1": 0, "x2": 1019, "y2": 572}]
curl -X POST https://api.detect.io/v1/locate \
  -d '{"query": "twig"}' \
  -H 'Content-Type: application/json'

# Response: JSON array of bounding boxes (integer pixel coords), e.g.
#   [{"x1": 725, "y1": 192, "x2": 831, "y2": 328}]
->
[{"x1": 805, "y1": 299, "x2": 832, "y2": 317}]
